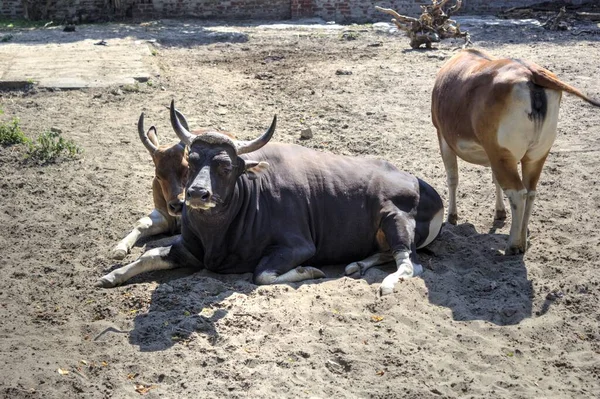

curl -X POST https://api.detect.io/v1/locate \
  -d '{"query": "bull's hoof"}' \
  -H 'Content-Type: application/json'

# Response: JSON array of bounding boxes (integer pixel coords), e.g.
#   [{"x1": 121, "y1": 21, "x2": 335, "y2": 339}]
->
[
  {"x1": 344, "y1": 261, "x2": 365, "y2": 276},
  {"x1": 379, "y1": 284, "x2": 395, "y2": 296},
  {"x1": 301, "y1": 266, "x2": 326, "y2": 280},
  {"x1": 111, "y1": 246, "x2": 128, "y2": 260},
  {"x1": 447, "y1": 213, "x2": 458, "y2": 225},
  {"x1": 494, "y1": 209, "x2": 507, "y2": 221}
]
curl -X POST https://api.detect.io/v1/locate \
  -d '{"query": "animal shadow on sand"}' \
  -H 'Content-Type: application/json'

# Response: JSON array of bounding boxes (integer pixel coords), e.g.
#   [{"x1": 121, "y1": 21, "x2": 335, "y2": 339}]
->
[
  {"x1": 420, "y1": 222, "x2": 532, "y2": 326},
  {"x1": 127, "y1": 222, "x2": 533, "y2": 351},
  {"x1": 128, "y1": 267, "x2": 258, "y2": 352}
]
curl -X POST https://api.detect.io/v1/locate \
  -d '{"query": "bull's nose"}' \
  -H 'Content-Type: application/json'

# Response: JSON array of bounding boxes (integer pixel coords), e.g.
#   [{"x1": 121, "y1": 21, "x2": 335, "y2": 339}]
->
[
  {"x1": 187, "y1": 188, "x2": 211, "y2": 202},
  {"x1": 168, "y1": 199, "x2": 184, "y2": 215}
]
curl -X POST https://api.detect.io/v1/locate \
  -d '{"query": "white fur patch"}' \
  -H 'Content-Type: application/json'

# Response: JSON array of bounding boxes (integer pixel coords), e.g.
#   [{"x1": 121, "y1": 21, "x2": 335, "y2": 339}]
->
[
  {"x1": 380, "y1": 251, "x2": 421, "y2": 295},
  {"x1": 418, "y1": 207, "x2": 444, "y2": 249}
]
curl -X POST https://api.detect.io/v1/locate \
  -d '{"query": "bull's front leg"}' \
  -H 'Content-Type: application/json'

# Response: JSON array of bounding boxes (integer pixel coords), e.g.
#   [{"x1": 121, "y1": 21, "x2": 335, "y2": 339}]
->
[
  {"x1": 379, "y1": 207, "x2": 423, "y2": 296},
  {"x1": 253, "y1": 242, "x2": 325, "y2": 285},
  {"x1": 111, "y1": 209, "x2": 177, "y2": 260},
  {"x1": 98, "y1": 238, "x2": 197, "y2": 288},
  {"x1": 380, "y1": 251, "x2": 423, "y2": 296}
]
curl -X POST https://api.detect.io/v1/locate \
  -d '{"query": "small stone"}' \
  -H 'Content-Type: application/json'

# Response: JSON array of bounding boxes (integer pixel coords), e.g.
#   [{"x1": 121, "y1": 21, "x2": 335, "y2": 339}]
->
[
  {"x1": 111, "y1": 88, "x2": 123, "y2": 96},
  {"x1": 335, "y1": 69, "x2": 352, "y2": 76},
  {"x1": 50, "y1": 127, "x2": 62, "y2": 134},
  {"x1": 300, "y1": 127, "x2": 313, "y2": 140},
  {"x1": 255, "y1": 72, "x2": 274, "y2": 80}
]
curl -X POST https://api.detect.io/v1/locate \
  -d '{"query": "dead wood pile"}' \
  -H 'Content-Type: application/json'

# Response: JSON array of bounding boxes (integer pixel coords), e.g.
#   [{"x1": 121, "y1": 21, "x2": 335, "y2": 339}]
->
[
  {"x1": 375, "y1": 0, "x2": 470, "y2": 49},
  {"x1": 498, "y1": 1, "x2": 600, "y2": 31}
]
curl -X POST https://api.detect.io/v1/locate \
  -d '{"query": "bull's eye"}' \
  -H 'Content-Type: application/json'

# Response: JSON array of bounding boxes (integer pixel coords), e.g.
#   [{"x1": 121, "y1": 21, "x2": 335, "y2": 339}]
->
[{"x1": 220, "y1": 164, "x2": 233, "y2": 175}]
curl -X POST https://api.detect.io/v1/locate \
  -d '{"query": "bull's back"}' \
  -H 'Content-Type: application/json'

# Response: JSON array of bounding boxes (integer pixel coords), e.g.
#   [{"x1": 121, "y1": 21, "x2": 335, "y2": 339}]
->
[{"x1": 246, "y1": 144, "x2": 422, "y2": 264}]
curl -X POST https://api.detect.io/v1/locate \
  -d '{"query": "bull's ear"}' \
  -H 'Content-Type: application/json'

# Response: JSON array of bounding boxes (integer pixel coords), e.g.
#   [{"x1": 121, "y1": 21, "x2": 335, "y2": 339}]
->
[
  {"x1": 244, "y1": 160, "x2": 269, "y2": 180},
  {"x1": 147, "y1": 126, "x2": 159, "y2": 147}
]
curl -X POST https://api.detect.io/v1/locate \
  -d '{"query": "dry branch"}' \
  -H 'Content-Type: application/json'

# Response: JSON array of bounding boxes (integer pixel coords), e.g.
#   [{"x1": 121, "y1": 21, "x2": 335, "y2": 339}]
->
[{"x1": 376, "y1": 0, "x2": 470, "y2": 49}]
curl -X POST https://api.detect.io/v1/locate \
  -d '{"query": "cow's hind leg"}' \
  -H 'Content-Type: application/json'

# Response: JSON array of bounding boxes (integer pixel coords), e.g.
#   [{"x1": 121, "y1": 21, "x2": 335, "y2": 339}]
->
[
  {"x1": 345, "y1": 252, "x2": 394, "y2": 276},
  {"x1": 98, "y1": 238, "x2": 197, "y2": 288},
  {"x1": 492, "y1": 173, "x2": 507, "y2": 220},
  {"x1": 253, "y1": 242, "x2": 325, "y2": 285},
  {"x1": 519, "y1": 154, "x2": 548, "y2": 252},
  {"x1": 489, "y1": 152, "x2": 527, "y2": 255},
  {"x1": 111, "y1": 209, "x2": 174, "y2": 260},
  {"x1": 379, "y1": 208, "x2": 422, "y2": 296},
  {"x1": 438, "y1": 133, "x2": 459, "y2": 224}
]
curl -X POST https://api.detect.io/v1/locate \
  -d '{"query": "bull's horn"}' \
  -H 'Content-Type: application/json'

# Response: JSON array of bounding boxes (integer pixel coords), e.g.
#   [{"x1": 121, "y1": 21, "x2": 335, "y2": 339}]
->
[
  {"x1": 174, "y1": 108, "x2": 191, "y2": 132},
  {"x1": 164, "y1": 104, "x2": 191, "y2": 131},
  {"x1": 236, "y1": 115, "x2": 277, "y2": 155},
  {"x1": 138, "y1": 112, "x2": 158, "y2": 153},
  {"x1": 170, "y1": 100, "x2": 194, "y2": 145}
]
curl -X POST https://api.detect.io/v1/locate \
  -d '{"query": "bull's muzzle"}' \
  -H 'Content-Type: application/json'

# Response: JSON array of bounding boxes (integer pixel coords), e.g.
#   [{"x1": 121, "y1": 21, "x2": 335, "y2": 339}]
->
[{"x1": 186, "y1": 187, "x2": 215, "y2": 210}]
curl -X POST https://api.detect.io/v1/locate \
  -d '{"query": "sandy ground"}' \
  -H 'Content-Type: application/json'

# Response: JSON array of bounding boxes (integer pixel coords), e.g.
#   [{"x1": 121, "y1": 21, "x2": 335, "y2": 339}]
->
[{"x1": 1, "y1": 18, "x2": 599, "y2": 399}]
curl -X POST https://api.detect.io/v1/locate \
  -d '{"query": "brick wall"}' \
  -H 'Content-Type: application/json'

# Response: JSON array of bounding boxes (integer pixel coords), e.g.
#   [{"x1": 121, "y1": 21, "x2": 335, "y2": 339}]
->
[
  {"x1": 463, "y1": 0, "x2": 587, "y2": 14},
  {"x1": 0, "y1": 1, "x2": 588, "y2": 22},
  {"x1": 0, "y1": 0, "x2": 290, "y2": 22}
]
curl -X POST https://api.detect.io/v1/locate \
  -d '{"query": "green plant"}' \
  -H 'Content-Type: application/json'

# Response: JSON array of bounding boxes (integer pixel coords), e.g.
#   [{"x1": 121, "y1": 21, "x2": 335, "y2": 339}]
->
[
  {"x1": 0, "y1": 17, "x2": 51, "y2": 29},
  {"x1": 151, "y1": 49, "x2": 158, "y2": 56},
  {"x1": 146, "y1": 80, "x2": 154, "y2": 87},
  {"x1": 1, "y1": 34, "x2": 13, "y2": 42},
  {"x1": 26, "y1": 130, "x2": 82, "y2": 163},
  {"x1": 0, "y1": 115, "x2": 29, "y2": 146},
  {"x1": 122, "y1": 82, "x2": 141, "y2": 92}
]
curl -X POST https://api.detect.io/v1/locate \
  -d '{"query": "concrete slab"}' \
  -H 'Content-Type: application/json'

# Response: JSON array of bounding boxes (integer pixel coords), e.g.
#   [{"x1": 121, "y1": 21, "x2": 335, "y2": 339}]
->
[{"x1": 0, "y1": 38, "x2": 158, "y2": 89}]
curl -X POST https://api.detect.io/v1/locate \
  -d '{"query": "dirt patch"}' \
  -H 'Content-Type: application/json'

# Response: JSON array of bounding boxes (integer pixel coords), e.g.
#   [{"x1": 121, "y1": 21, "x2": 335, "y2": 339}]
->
[{"x1": 1, "y1": 19, "x2": 599, "y2": 398}]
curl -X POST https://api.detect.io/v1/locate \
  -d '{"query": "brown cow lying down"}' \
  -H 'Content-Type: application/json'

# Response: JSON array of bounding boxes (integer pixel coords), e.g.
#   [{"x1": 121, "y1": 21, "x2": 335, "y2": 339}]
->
[
  {"x1": 111, "y1": 110, "x2": 228, "y2": 259},
  {"x1": 99, "y1": 101, "x2": 444, "y2": 296},
  {"x1": 432, "y1": 48, "x2": 600, "y2": 255}
]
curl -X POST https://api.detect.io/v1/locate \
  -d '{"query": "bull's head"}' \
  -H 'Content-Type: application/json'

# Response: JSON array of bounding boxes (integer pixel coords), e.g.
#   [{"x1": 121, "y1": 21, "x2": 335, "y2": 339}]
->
[
  {"x1": 138, "y1": 112, "x2": 189, "y2": 216},
  {"x1": 169, "y1": 100, "x2": 275, "y2": 211}
]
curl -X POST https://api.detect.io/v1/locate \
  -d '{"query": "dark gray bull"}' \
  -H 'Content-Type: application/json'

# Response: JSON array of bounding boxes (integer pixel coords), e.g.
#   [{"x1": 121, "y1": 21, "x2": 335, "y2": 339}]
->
[{"x1": 98, "y1": 101, "x2": 444, "y2": 295}]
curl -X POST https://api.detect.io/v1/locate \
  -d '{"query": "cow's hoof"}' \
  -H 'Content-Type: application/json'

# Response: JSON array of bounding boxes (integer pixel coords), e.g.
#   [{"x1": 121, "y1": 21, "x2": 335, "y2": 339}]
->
[
  {"x1": 95, "y1": 276, "x2": 116, "y2": 288},
  {"x1": 111, "y1": 246, "x2": 128, "y2": 260},
  {"x1": 504, "y1": 245, "x2": 525, "y2": 256},
  {"x1": 447, "y1": 213, "x2": 458, "y2": 225},
  {"x1": 494, "y1": 209, "x2": 507, "y2": 221}
]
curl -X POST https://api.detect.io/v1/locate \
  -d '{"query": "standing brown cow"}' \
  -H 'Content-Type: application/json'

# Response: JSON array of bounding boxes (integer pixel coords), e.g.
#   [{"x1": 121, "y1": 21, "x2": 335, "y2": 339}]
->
[{"x1": 432, "y1": 49, "x2": 599, "y2": 254}]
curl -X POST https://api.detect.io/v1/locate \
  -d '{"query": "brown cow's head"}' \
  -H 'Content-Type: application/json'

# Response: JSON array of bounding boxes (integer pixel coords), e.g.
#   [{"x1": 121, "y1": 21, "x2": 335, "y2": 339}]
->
[
  {"x1": 168, "y1": 100, "x2": 275, "y2": 212},
  {"x1": 138, "y1": 113, "x2": 188, "y2": 216}
]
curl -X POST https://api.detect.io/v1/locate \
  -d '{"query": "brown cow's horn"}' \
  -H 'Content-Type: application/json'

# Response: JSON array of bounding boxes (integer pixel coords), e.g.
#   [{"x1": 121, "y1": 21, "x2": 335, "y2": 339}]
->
[
  {"x1": 236, "y1": 115, "x2": 277, "y2": 155},
  {"x1": 170, "y1": 100, "x2": 194, "y2": 146},
  {"x1": 138, "y1": 112, "x2": 158, "y2": 153}
]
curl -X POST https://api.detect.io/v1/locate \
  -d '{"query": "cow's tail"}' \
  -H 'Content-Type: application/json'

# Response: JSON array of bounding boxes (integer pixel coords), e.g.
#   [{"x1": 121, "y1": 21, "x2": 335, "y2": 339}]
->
[{"x1": 523, "y1": 61, "x2": 600, "y2": 107}]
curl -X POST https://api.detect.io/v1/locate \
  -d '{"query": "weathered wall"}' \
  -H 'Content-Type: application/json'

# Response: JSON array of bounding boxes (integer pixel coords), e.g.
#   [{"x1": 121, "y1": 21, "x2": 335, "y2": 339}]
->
[
  {"x1": 0, "y1": 1, "x2": 589, "y2": 22},
  {"x1": 301, "y1": 0, "x2": 588, "y2": 23},
  {"x1": 463, "y1": 0, "x2": 587, "y2": 14},
  {"x1": 0, "y1": 0, "x2": 290, "y2": 21}
]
